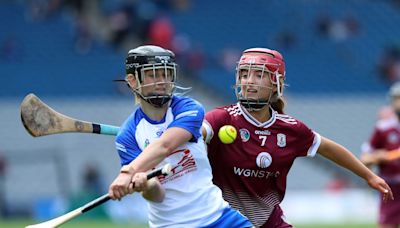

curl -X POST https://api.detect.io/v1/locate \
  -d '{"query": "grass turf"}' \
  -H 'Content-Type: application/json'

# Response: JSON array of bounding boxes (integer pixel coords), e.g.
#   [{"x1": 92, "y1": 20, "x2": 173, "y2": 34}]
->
[{"x1": 0, "y1": 219, "x2": 376, "y2": 228}]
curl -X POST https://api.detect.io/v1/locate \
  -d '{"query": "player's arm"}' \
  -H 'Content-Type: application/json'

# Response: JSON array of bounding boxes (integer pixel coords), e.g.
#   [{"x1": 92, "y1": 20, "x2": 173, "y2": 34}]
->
[
  {"x1": 360, "y1": 149, "x2": 389, "y2": 167},
  {"x1": 132, "y1": 172, "x2": 165, "y2": 203},
  {"x1": 201, "y1": 126, "x2": 207, "y2": 141},
  {"x1": 317, "y1": 136, "x2": 394, "y2": 201},
  {"x1": 202, "y1": 120, "x2": 214, "y2": 144},
  {"x1": 109, "y1": 127, "x2": 191, "y2": 200},
  {"x1": 360, "y1": 127, "x2": 389, "y2": 166},
  {"x1": 203, "y1": 108, "x2": 228, "y2": 144},
  {"x1": 125, "y1": 127, "x2": 192, "y2": 174}
]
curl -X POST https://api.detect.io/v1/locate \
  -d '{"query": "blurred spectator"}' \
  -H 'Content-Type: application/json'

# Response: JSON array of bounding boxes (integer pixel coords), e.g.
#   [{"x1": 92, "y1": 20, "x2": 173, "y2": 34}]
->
[
  {"x1": 343, "y1": 14, "x2": 360, "y2": 35},
  {"x1": 68, "y1": 163, "x2": 106, "y2": 219},
  {"x1": 147, "y1": 15, "x2": 175, "y2": 51},
  {"x1": 361, "y1": 82, "x2": 400, "y2": 227},
  {"x1": 152, "y1": 0, "x2": 174, "y2": 11},
  {"x1": 316, "y1": 13, "x2": 360, "y2": 42},
  {"x1": 218, "y1": 47, "x2": 241, "y2": 73},
  {"x1": 378, "y1": 45, "x2": 400, "y2": 83},
  {"x1": 172, "y1": 35, "x2": 205, "y2": 80},
  {"x1": 325, "y1": 173, "x2": 351, "y2": 193},
  {"x1": 316, "y1": 14, "x2": 332, "y2": 37},
  {"x1": 73, "y1": 15, "x2": 93, "y2": 54},
  {"x1": 82, "y1": 163, "x2": 104, "y2": 195},
  {"x1": 172, "y1": 34, "x2": 205, "y2": 79},
  {"x1": 186, "y1": 44, "x2": 205, "y2": 73},
  {"x1": 275, "y1": 30, "x2": 298, "y2": 51},
  {"x1": 63, "y1": 0, "x2": 85, "y2": 16},
  {"x1": 108, "y1": 6, "x2": 134, "y2": 49},
  {"x1": 0, "y1": 35, "x2": 24, "y2": 62},
  {"x1": 172, "y1": 33, "x2": 191, "y2": 56},
  {"x1": 173, "y1": 0, "x2": 191, "y2": 12},
  {"x1": 390, "y1": 0, "x2": 400, "y2": 8},
  {"x1": 27, "y1": 0, "x2": 62, "y2": 21},
  {"x1": 134, "y1": 1, "x2": 157, "y2": 42}
]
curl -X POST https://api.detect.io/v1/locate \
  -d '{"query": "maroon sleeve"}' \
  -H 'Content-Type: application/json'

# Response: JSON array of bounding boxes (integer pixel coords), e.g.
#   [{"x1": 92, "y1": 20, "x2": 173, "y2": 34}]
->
[
  {"x1": 294, "y1": 120, "x2": 318, "y2": 157},
  {"x1": 369, "y1": 127, "x2": 384, "y2": 150},
  {"x1": 204, "y1": 108, "x2": 231, "y2": 155},
  {"x1": 205, "y1": 108, "x2": 229, "y2": 137}
]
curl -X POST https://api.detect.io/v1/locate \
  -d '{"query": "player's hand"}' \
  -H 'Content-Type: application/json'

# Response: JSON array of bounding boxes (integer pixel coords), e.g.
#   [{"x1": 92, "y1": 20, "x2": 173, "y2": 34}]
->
[
  {"x1": 375, "y1": 150, "x2": 392, "y2": 163},
  {"x1": 108, "y1": 172, "x2": 135, "y2": 200},
  {"x1": 131, "y1": 172, "x2": 149, "y2": 192},
  {"x1": 366, "y1": 175, "x2": 394, "y2": 202}
]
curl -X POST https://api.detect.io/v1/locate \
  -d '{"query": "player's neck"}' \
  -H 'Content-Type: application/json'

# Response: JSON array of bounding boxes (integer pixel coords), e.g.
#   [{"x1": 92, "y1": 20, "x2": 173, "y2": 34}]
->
[
  {"x1": 248, "y1": 106, "x2": 271, "y2": 123},
  {"x1": 140, "y1": 101, "x2": 168, "y2": 121}
]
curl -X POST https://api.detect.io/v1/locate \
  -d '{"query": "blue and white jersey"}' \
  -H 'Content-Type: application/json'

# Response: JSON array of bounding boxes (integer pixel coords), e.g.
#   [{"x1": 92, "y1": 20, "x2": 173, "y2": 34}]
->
[{"x1": 115, "y1": 96, "x2": 229, "y2": 228}]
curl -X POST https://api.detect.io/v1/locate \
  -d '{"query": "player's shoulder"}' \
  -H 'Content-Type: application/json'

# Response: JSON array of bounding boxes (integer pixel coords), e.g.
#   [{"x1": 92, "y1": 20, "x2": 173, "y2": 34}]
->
[
  {"x1": 275, "y1": 113, "x2": 299, "y2": 125},
  {"x1": 274, "y1": 113, "x2": 314, "y2": 136},
  {"x1": 218, "y1": 103, "x2": 241, "y2": 114},
  {"x1": 207, "y1": 103, "x2": 240, "y2": 118},
  {"x1": 171, "y1": 95, "x2": 204, "y2": 109},
  {"x1": 170, "y1": 96, "x2": 205, "y2": 120},
  {"x1": 376, "y1": 117, "x2": 399, "y2": 131},
  {"x1": 117, "y1": 106, "x2": 142, "y2": 137}
]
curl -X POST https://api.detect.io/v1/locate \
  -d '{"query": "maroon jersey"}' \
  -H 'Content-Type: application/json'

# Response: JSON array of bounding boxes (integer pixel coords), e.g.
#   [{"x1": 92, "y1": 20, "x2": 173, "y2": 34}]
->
[
  {"x1": 205, "y1": 103, "x2": 321, "y2": 227},
  {"x1": 364, "y1": 117, "x2": 400, "y2": 183},
  {"x1": 364, "y1": 117, "x2": 400, "y2": 225}
]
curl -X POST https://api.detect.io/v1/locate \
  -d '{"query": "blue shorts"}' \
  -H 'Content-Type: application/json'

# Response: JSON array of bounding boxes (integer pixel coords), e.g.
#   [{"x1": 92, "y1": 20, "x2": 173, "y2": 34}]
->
[{"x1": 201, "y1": 207, "x2": 253, "y2": 228}]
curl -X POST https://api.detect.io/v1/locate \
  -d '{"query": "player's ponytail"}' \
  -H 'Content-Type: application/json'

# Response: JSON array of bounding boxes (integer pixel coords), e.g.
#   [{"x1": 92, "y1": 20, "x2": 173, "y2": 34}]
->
[
  {"x1": 270, "y1": 77, "x2": 286, "y2": 114},
  {"x1": 271, "y1": 97, "x2": 285, "y2": 114}
]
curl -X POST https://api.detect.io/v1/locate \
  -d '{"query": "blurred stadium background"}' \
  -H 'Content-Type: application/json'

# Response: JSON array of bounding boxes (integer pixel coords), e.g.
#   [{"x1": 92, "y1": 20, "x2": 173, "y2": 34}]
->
[{"x1": 1, "y1": 0, "x2": 400, "y2": 227}]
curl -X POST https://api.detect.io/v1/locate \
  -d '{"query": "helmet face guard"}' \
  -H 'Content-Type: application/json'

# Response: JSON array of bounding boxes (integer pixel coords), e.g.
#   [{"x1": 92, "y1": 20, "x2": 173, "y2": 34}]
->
[
  {"x1": 389, "y1": 82, "x2": 400, "y2": 98},
  {"x1": 389, "y1": 82, "x2": 400, "y2": 119},
  {"x1": 235, "y1": 48, "x2": 285, "y2": 111},
  {"x1": 135, "y1": 63, "x2": 177, "y2": 107},
  {"x1": 125, "y1": 45, "x2": 177, "y2": 107}
]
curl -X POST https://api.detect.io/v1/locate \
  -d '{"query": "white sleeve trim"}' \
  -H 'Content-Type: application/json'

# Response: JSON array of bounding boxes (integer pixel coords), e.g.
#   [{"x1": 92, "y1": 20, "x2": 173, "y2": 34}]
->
[
  {"x1": 307, "y1": 131, "x2": 321, "y2": 157},
  {"x1": 116, "y1": 142, "x2": 127, "y2": 153},
  {"x1": 202, "y1": 120, "x2": 214, "y2": 144},
  {"x1": 175, "y1": 110, "x2": 199, "y2": 119}
]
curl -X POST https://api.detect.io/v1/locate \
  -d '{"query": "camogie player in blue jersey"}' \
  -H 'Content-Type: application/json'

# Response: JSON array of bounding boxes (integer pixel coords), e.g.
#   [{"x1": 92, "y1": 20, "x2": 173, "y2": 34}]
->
[{"x1": 108, "y1": 45, "x2": 253, "y2": 228}]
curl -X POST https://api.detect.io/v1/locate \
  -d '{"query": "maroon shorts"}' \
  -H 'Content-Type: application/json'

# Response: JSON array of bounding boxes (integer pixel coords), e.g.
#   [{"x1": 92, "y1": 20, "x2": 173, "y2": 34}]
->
[
  {"x1": 379, "y1": 183, "x2": 400, "y2": 225},
  {"x1": 262, "y1": 205, "x2": 293, "y2": 228}
]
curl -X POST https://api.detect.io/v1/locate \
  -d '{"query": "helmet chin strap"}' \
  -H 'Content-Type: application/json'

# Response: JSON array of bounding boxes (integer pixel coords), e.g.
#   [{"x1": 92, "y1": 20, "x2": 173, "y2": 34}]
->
[
  {"x1": 142, "y1": 94, "x2": 171, "y2": 107},
  {"x1": 126, "y1": 80, "x2": 172, "y2": 108},
  {"x1": 237, "y1": 80, "x2": 277, "y2": 111},
  {"x1": 239, "y1": 89, "x2": 275, "y2": 111},
  {"x1": 133, "y1": 90, "x2": 172, "y2": 108},
  {"x1": 239, "y1": 99, "x2": 269, "y2": 111}
]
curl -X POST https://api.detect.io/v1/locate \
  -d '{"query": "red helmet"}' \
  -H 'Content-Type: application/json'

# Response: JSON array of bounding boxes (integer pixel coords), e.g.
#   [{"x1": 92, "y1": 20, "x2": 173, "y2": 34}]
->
[
  {"x1": 235, "y1": 48, "x2": 286, "y2": 110},
  {"x1": 238, "y1": 48, "x2": 285, "y2": 81}
]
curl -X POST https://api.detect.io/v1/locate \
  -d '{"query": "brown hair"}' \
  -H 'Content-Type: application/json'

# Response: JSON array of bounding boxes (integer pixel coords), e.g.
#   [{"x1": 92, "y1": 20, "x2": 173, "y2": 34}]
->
[
  {"x1": 270, "y1": 77, "x2": 286, "y2": 113},
  {"x1": 271, "y1": 97, "x2": 285, "y2": 114}
]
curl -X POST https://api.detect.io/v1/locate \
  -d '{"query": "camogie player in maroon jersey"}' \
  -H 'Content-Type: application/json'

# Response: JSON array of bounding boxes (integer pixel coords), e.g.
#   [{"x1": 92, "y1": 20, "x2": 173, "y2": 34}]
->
[
  {"x1": 361, "y1": 82, "x2": 400, "y2": 228},
  {"x1": 202, "y1": 47, "x2": 394, "y2": 228}
]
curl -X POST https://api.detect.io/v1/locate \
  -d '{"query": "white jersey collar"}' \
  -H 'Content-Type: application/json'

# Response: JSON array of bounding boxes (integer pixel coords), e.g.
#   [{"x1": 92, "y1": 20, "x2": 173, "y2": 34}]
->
[{"x1": 237, "y1": 103, "x2": 277, "y2": 128}]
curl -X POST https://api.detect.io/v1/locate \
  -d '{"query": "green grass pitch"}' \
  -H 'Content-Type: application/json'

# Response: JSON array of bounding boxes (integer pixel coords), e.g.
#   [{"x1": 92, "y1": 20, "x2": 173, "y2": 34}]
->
[{"x1": 0, "y1": 219, "x2": 376, "y2": 228}]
